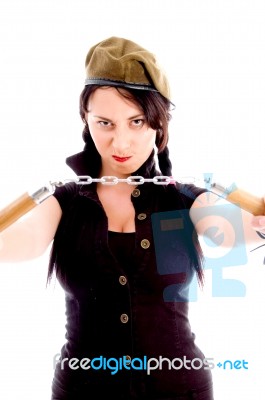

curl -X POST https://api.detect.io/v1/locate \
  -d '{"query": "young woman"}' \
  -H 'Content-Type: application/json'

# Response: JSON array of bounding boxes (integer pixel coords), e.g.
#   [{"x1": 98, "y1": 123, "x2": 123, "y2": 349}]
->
[{"x1": 0, "y1": 36, "x2": 264, "y2": 400}]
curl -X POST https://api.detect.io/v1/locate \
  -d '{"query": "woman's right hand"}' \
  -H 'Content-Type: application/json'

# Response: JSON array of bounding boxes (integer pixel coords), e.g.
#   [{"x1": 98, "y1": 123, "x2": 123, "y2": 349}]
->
[{"x1": 0, "y1": 234, "x2": 3, "y2": 252}]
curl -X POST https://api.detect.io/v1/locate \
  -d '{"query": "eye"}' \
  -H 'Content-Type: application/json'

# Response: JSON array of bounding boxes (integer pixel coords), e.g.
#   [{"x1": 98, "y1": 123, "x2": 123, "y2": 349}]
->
[
  {"x1": 131, "y1": 119, "x2": 145, "y2": 127},
  {"x1": 97, "y1": 120, "x2": 112, "y2": 128}
]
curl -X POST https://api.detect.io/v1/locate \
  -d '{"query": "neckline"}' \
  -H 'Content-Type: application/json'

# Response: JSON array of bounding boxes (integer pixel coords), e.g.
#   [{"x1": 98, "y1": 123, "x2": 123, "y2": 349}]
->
[{"x1": 108, "y1": 230, "x2": 135, "y2": 235}]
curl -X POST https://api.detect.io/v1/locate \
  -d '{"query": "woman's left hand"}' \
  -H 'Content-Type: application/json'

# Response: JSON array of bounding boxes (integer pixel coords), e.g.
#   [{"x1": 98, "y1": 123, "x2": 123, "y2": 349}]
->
[
  {"x1": 251, "y1": 196, "x2": 265, "y2": 236},
  {"x1": 251, "y1": 216, "x2": 265, "y2": 235}
]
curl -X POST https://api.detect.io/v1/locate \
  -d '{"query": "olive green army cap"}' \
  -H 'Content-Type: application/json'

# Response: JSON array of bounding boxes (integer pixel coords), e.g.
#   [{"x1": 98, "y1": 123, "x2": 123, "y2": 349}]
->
[{"x1": 84, "y1": 36, "x2": 171, "y2": 100}]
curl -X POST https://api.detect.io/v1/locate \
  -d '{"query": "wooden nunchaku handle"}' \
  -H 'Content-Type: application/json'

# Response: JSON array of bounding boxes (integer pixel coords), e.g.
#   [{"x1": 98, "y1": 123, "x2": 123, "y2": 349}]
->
[
  {"x1": 211, "y1": 183, "x2": 265, "y2": 216},
  {"x1": 0, "y1": 193, "x2": 36, "y2": 233},
  {"x1": 0, "y1": 187, "x2": 52, "y2": 233}
]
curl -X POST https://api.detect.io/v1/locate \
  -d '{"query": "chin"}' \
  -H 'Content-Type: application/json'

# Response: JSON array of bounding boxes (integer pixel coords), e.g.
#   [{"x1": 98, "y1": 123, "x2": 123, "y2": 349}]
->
[{"x1": 116, "y1": 162, "x2": 139, "y2": 173}]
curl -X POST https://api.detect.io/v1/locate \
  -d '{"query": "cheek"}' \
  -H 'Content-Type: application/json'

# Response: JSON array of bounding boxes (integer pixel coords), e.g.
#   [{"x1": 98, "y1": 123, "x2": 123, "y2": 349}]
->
[
  {"x1": 88, "y1": 129, "x2": 106, "y2": 154},
  {"x1": 88, "y1": 124, "x2": 105, "y2": 144},
  {"x1": 145, "y1": 130, "x2": 157, "y2": 148}
]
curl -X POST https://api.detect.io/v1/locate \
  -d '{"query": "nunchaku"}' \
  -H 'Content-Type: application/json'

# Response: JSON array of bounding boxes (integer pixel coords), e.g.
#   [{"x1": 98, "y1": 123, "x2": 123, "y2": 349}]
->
[{"x1": 0, "y1": 177, "x2": 264, "y2": 233}]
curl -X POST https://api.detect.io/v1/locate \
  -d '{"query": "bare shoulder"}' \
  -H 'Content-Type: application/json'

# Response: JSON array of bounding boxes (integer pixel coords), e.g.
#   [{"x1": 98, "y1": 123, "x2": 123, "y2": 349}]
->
[
  {"x1": 189, "y1": 191, "x2": 242, "y2": 248},
  {"x1": 190, "y1": 191, "x2": 225, "y2": 209},
  {"x1": 189, "y1": 191, "x2": 228, "y2": 236},
  {"x1": 24, "y1": 195, "x2": 62, "y2": 245},
  {"x1": 0, "y1": 195, "x2": 62, "y2": 262}
]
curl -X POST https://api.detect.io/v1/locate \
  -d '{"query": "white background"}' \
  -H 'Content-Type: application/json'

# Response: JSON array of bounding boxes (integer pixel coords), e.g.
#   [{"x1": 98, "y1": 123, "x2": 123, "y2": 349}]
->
[{"x1": 0, "y1": 0, "x2": 264, "y2": 399}]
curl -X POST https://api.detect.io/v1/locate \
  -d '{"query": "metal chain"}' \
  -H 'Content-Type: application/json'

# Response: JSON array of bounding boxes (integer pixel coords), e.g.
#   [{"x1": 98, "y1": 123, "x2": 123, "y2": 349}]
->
[{"x1": 49, "y1": 175, "x2": 198, "y2": 189}]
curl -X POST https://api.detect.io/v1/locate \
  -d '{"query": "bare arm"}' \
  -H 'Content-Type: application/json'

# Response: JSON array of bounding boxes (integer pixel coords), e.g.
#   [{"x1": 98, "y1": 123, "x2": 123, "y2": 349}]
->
[
  {"x1": 190, "y1": 191, "x2": 265, "y2": 248},
  {"x1": 0, "y1": 195, "x2": 62, "y2": 262}
]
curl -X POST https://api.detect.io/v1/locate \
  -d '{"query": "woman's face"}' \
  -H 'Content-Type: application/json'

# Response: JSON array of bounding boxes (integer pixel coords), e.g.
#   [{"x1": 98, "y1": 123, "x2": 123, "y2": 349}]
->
[{"x1": 86, "y1": 87, "x2": 156, "y2": 178}]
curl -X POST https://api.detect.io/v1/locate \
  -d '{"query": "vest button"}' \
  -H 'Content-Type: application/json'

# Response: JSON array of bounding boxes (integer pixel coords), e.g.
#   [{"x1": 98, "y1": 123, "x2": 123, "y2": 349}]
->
[
  {"x1": 120, "y1": 314, "x2": 129, "y2": 323},
  {"x1": 125, "y1": 355, "x2": 131, "y2": 365},
  {"x1": 137, "y1": 213, "x2": 147, "y2": 220},
  {"x1": 119, "y1": 276, "x2": 127, "y2": 285},
  {"x1": 132, "y1": 189, "x2": 140, "y2": 197},
  {"x1": 141, "y1": 239, "x2": 150, "y2": 249}
]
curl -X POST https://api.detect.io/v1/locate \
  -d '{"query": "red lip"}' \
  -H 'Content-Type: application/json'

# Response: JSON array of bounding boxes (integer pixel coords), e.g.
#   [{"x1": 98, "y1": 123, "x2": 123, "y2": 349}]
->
[{"x1": 112, "y1": 156, "x2": 132, "y2": 163}]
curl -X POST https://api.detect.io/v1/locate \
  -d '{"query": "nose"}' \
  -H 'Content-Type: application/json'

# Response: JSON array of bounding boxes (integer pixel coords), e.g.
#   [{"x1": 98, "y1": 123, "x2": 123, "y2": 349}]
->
[{"x1": 112, "y1": 127, "x2": 131, "y2": 155}]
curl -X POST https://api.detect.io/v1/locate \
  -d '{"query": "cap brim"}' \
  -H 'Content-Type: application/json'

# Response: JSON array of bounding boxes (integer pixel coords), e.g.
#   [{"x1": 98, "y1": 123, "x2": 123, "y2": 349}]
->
[{"x1": 84, "y1": 78, "x2": 158, "y2": 92}]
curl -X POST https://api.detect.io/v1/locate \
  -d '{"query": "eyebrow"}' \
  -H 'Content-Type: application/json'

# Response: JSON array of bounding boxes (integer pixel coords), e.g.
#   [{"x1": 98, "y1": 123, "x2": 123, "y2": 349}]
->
[{"x1": 91, "y1": 114, "x2": 145, "y2": 122}]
